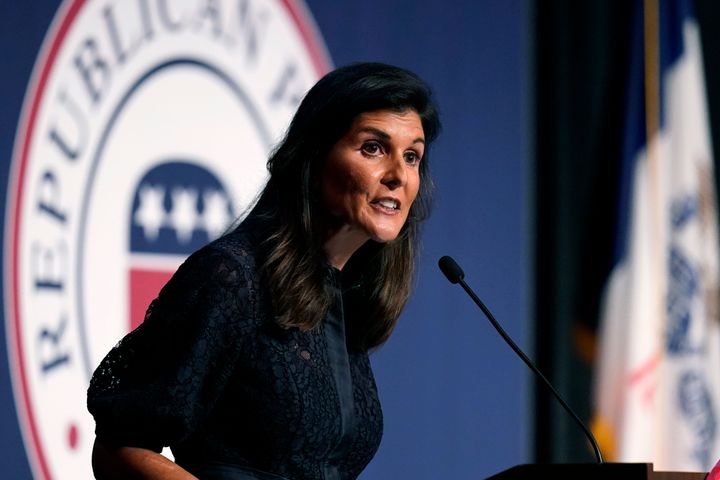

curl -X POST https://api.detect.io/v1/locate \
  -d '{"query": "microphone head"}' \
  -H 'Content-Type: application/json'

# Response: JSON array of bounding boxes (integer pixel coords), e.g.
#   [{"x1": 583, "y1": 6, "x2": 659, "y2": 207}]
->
[{"x1": 438, "y1": 255, "x2": 464, "y2": 284}]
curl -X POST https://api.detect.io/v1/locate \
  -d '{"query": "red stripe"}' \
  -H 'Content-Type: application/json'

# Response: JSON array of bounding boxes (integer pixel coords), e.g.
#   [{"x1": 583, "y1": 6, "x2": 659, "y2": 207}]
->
[
  {"x1": 628, "y1": 352, "x2": 661, "y2": 386},
  {"x1": 129, "y1": 269, "x2": 174, "y2": 332},
  {"x1": 282, "y1": 0, "x2": 333, "y2": 77}
]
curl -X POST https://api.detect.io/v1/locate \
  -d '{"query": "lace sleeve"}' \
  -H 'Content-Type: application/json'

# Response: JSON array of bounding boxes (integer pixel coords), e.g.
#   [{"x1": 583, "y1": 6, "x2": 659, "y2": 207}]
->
[{"x1": 86, "y1": 242, "x2": 259, "y2": 452}]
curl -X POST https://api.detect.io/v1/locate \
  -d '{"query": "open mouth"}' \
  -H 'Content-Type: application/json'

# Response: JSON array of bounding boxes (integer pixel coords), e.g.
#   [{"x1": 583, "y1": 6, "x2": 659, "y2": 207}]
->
[{"x1": 372, "y1": 199, "x2": 400, "y2": 210}]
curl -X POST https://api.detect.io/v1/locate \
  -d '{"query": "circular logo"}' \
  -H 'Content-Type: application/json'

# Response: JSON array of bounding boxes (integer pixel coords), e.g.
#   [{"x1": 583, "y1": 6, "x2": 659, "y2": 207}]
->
[{"x1": 4, "y1": 1, "x2": 330, "y2": 478}]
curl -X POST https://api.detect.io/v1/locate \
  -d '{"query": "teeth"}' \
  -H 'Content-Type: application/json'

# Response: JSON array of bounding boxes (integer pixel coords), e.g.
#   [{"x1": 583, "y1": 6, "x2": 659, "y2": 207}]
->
[{"x1": 376, "y1": 199, "x2": 398, "y2": 210}]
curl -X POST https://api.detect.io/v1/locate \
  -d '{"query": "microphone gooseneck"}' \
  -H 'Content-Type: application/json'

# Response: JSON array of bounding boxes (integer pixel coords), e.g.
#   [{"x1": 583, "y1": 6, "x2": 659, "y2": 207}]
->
[{"x1": 437, "y1": 255, "x2": 604, "y2": 464}]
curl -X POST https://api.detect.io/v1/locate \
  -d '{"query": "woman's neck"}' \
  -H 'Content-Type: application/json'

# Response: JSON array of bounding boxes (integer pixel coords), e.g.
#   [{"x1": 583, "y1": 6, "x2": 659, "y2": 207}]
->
[{"x1": 322, "y1": 225, "x2": 369, "y2": 270}]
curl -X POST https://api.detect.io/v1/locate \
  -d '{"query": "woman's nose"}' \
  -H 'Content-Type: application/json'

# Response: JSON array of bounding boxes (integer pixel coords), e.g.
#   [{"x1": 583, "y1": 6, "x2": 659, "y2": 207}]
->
[{"x1": 380, "y1": 153, "x2": 406, "y2": 189}]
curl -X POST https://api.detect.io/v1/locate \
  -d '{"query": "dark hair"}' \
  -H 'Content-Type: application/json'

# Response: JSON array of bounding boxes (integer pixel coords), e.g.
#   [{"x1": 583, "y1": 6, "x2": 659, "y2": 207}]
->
[{"x1": 248, "y1": 62, "x2": 441, "y2": 350}]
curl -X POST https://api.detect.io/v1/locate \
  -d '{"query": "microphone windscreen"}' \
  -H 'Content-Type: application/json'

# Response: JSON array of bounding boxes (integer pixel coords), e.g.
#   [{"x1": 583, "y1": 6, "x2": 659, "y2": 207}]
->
[{"x1": 438, "y1": 255, "x2": 464, "y2": 284}]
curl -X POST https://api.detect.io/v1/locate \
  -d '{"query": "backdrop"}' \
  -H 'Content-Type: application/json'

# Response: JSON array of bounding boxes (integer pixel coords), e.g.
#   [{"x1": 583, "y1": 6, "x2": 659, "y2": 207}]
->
[{"x1": 0, "y1": 1, "x2": 531, "y2": 479}]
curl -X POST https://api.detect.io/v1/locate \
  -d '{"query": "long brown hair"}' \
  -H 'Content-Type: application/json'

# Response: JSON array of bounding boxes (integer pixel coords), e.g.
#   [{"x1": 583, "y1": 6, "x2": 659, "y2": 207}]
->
[{"x1": 247, "y1": 62, "x2": 441, "y2": 351}]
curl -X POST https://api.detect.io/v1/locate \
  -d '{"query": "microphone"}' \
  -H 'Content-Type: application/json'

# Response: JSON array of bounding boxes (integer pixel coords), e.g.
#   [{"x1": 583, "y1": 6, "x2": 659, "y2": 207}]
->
[{"x1": 437, "y1": 255, "x2": 604, "y2": 464}]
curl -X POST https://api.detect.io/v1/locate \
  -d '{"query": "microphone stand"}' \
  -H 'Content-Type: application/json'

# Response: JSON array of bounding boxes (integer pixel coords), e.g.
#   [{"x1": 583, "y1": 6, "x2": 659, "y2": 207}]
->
[{"x1": 438, "y1": 255, "x2": 603, "y2": 464}]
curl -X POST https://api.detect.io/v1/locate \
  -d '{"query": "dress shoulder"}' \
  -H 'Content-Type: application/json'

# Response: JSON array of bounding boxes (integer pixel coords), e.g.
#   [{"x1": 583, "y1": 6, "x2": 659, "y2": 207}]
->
[{"x1": 87, "y1": 225, "x2": 264, "y2": 451}]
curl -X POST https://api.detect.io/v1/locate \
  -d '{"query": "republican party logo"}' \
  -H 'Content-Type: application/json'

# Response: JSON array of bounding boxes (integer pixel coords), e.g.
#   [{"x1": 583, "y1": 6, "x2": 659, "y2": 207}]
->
[{"x1": 4, "y1": 1, "x2": 330, "y2": 478}]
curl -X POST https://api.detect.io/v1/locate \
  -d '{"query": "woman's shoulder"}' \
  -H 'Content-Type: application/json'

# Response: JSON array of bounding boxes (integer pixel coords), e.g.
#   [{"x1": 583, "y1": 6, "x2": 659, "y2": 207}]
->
[
  {"x1": 182, "y1": 218, "x2": 265, "y2": 280},
  {"x1": 143, "y1": 219, "x2": 269, "y2": 331},
  {"x1": 138, "y1": 221, "x2": 267, "y2": 320}
]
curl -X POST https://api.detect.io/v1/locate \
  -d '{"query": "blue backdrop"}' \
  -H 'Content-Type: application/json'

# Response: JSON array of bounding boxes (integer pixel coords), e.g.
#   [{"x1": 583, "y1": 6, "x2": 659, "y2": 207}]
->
[{"x1": 0, "y1": 1, "x2": 531, "y2": 478}]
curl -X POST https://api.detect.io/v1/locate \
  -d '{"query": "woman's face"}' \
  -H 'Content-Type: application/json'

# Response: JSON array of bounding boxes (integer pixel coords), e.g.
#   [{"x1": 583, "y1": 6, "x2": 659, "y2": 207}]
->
[{"x1": 320, "y1": 109, "x2": 425, "y2": 244}]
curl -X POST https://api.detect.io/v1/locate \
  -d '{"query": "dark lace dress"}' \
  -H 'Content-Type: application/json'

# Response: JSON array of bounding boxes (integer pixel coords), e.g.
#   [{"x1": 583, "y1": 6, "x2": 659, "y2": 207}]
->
[{"x1": 86, "y1": 222, "x2": 384, "y2": 480}]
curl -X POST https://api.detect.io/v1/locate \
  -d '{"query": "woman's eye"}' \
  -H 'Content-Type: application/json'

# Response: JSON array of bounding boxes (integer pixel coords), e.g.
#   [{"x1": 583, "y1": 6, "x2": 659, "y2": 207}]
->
[
  {"x1": 361, "y1": 141, "x2": 383, "y2": 156},
  {"x1": 404, "y1": 151, "x2": 421, "y2": 165}
]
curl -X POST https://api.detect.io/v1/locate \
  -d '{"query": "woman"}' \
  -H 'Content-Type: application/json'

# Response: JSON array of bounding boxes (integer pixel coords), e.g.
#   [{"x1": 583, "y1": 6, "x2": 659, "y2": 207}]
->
[{"x1": 87, "y1": 61, "x2": 441, "y2": 479}]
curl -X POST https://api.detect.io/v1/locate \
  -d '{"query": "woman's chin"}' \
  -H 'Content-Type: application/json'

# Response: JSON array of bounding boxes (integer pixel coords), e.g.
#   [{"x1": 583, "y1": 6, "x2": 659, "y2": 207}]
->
[{"x1": 369, "y1": 229, "x2": 402, "y2": 244}]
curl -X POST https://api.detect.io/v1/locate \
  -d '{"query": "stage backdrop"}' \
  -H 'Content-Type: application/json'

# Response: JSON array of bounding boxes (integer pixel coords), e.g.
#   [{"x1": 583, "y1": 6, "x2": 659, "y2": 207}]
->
[{"x1": 0, "y1": 1, "x2": 531, "y2": 479}]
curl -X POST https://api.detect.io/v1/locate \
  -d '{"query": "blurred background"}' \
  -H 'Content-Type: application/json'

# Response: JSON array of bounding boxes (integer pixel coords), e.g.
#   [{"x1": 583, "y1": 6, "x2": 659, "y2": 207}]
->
[{"x1": 2, "y1": 1, "x2": 720, "y2": 479}]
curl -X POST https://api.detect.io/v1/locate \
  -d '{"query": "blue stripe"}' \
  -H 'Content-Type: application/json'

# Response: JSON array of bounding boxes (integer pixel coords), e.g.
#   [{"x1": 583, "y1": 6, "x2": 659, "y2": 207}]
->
[{"x1": 611, "y1": 0, "x2": 696, "y2": 266}]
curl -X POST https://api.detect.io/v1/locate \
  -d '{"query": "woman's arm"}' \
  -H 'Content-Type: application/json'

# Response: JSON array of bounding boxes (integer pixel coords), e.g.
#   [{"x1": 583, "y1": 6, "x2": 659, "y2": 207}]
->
[{"x1": 91, "y1": 438, "x2": 198, "y2": 480}]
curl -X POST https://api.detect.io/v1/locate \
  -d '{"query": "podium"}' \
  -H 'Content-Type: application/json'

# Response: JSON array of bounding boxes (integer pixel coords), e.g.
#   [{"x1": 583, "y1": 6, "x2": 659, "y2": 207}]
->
[{"x1": 486, "y1": 463, "x2": 708, "y2": 480}]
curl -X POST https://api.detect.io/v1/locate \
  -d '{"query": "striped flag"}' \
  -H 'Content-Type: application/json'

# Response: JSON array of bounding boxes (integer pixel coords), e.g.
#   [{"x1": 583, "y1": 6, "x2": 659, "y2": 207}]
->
[{"x1": 592, "y1": 0, "x2": 720, "y2": 471}]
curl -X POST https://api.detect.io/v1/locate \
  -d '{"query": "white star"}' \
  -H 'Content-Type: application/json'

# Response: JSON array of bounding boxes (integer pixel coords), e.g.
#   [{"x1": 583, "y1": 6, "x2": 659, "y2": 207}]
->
[
  {"x1": 169, "y1": 187, "x2": 199, "y2": 244},
  {"x1": 200, "y1": 189, "x2": 232, "y2": 239},
  {"x1": 134, "y1": 184, "x2": 166, "y2": 241}
]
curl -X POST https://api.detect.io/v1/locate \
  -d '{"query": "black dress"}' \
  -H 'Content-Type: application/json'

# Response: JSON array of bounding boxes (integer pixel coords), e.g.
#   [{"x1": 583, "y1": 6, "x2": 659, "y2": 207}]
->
[{"x1": 86, "y1": 221, "x2": 384, "y2": 480}]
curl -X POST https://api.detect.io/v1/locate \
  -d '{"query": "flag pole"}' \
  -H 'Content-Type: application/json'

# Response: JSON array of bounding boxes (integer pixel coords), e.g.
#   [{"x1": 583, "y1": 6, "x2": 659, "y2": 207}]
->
[{"x1": 643, "y1": 0, "x2": 665, "y2": 462}]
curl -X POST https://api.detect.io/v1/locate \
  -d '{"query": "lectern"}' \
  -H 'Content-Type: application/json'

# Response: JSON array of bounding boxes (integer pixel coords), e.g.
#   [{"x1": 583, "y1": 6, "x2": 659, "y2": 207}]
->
[{"x1": 486, "y1": 463, "x2": 708, "y2": 480}]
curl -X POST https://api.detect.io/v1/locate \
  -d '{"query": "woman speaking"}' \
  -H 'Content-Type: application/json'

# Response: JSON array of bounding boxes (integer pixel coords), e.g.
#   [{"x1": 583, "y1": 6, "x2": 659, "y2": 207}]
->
[{"x1": 87, "y1": 61, "x2": 441, "y2": 480}]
